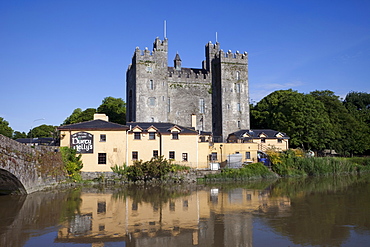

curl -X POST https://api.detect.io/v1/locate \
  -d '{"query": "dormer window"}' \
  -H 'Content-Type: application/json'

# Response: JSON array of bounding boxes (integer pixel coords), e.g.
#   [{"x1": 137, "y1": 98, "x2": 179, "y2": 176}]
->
[
  {"x1": 172, "y1": 133, "x2": 179, "y2": 140},
  {"x1": 134, "y1": 132, "x2": 141, "y2": 140},
  {"x1": 149, "y1": 132, "x2": 156, "y2": 140}
]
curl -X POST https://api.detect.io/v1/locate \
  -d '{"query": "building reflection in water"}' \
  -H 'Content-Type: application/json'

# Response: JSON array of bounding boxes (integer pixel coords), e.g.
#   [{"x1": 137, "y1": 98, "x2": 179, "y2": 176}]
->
[{"x1": 57, "y1": 186, "x2": 290, "y2": 246}]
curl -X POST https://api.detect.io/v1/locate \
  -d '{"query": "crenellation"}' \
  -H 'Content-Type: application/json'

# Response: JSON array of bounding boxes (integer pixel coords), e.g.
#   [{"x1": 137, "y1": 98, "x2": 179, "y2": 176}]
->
[{"x1": 127, "y1": 37, "x2": 249, "y2": 141}]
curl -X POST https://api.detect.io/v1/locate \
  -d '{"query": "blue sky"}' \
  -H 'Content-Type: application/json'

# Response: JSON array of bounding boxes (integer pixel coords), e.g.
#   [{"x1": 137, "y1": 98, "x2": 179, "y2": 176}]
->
[{"x1": 1, "y1": 0, "x2": 369, "y2": 133}]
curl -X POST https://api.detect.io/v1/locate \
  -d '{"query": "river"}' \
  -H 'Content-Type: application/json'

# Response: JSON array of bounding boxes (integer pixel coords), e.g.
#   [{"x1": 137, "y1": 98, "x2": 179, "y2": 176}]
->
[{"x1": 1, "y1": 174, "x2": 369, "y2": 247}]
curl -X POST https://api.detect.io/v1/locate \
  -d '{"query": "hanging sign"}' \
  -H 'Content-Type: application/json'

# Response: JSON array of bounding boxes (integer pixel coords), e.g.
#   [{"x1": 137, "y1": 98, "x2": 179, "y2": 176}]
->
[{"x1": 71, "y1": 132, "x2": 94, "y2": 153}]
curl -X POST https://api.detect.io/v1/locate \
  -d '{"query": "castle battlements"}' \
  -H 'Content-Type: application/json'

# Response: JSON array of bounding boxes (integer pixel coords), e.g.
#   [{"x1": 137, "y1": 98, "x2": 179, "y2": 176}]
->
[
  {"x1": 168, "y1": 68, "x2": 209, "y2": 80},
  {"x1": 127, "y1": 37, "x2": 249, "y2": 142},
  {"x1": 219, "y1": 50, "x2": 248, "y2": 62}
]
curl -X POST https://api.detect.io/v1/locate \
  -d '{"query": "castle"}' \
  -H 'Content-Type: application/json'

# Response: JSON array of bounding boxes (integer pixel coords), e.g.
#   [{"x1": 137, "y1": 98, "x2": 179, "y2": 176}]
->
[{"x1": 126, "y1": 37, "x2": 250, "y2": 142}]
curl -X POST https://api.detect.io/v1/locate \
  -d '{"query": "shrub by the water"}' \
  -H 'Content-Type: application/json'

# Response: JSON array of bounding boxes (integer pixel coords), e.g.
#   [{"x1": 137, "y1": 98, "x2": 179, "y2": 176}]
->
[
  {"x1": 60, "y1": 146, "x2": 83, "y2": 181},
  {"x1": 269, "y1": 149, "x2": 367, "y2": 177},
  {"x1": 111, "y1": 156, "x2": 190, "y2": 182},
  {"x1": 204, "y1": 162, "x2": 276, "y2": 181}
]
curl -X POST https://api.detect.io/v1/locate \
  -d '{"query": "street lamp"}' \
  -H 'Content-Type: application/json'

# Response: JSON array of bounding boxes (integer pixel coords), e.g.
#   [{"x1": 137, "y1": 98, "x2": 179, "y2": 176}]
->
[{"x1": 30, "y1": 118, "x2": 45, "y2": 146}]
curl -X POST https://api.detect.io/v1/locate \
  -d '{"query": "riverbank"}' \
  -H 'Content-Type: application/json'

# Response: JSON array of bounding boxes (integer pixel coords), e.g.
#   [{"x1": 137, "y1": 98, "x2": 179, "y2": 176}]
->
[{"x1": 58, "y1": 156, "x2": 370, "y2": 187}]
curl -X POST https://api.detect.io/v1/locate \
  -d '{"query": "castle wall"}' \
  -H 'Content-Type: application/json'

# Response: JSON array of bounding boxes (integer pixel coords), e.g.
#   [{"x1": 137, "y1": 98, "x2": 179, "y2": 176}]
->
[
  {"x1": 218, "y1": 50, "x2": 249, "y2": 140},
  {"x1": 167, "y1": 70, "x2": 212, "y2": 130},
  {"x1": 126, "y1": 38, "x2": 249, "y2": 141}
]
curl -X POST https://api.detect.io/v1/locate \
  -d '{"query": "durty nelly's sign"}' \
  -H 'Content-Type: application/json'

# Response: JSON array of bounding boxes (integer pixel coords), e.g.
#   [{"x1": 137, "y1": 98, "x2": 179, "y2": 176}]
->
[{"x1": 71, "y1": 132, "x2": 93, "y2": 153}]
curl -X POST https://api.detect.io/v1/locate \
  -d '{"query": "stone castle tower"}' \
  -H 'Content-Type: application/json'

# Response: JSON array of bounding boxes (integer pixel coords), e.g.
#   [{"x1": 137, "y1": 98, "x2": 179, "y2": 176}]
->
[{"x1": 126, "y1": 37, "x2": 249, "y2": 142}]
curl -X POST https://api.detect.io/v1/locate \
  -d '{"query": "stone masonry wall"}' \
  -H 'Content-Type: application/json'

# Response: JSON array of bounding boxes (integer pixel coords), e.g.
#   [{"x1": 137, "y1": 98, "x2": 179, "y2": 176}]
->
[{"x1": 0, "y1": 134, "x2": 65, "y2": 194}]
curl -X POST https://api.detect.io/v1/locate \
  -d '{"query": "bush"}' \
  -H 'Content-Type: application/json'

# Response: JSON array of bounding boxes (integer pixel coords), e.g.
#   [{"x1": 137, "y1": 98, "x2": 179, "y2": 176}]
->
[
  {"x1": 112, "y1": 156, "x2": 190, "y2": 182},
  {"x1": 270, "y1": 149, "x2": 360, "y2": 176},
  {"x1": 60, "y1": 147, "x2": 83, "y2": 181}
]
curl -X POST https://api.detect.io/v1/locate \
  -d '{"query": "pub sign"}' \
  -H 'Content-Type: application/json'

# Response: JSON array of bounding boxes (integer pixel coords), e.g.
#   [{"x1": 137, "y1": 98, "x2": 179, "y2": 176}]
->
[{"x1": 71, "y1": 132, "x2": 93, "y2": 153}]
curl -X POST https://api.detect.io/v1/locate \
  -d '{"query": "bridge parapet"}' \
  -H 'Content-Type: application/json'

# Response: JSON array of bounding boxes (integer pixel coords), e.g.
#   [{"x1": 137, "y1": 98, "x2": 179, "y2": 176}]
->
[{"x1": 0, "y1": 134, "x2": 65, "y2": 194}]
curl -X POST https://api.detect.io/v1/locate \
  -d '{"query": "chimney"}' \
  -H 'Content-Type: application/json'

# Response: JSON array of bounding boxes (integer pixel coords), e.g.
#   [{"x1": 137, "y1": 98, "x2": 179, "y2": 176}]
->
[
  {"x1": 94, "y1": 113, "x2": 109, "y2": 121},
  {"x1": 191, "y1": 114, "x2": 197, "y2": 130}
]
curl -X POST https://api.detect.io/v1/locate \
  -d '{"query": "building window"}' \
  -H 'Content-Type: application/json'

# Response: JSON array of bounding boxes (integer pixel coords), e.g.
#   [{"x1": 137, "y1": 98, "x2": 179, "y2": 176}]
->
[
  {"x1": 199, "y1": 98, "x2": 205, "y2": 114},
  {"x1": 172, "y1": 132, "x2": 179, "y2": 140},
  {"x1": 100, "y1": 134, "x2": 106, "y2": 142},
  {"x1": 236, "y1": 83, "x2": 241, "y2": 93},
  {"x1": 149, "y1": 97, "x2": 156, "y2": 106},
  {"x1": 236, "y1": 71, "x2": 240, "y2": 80},
  {"x1": 153, "y1": 150, "x2": 158, "y2": 158},
  {"x1": 245, "y1": 152, "x2": 251, "y2": 159},
  {"x1": 168, "y1": 98, "x2": 171, "y2": 112},
  {"x1": 149, "y1": 80, "x2": 154, "y2": 90},
  {"x1": 169, "y1": 151, "x2": 175, "y2": 159},
  {"x1": 98, "y1": 153, "x2": 106, "y2": 164},
  {"x1": 132, "y1": 151, "x2": 138, "y2": 160},
  {"x1": 182, "y1": 153, "x2": 188, "y2": 162},
  {"x1": 211, "y1": 152, "x2": 217, "y2": 161},
  {"x1": 261, "y1": 138, "x2": 266, "y2": 143},
  {"x1": 134, "y1": 132, "x2": 141, "y2": 140},
  {"x1": 97, "y1": 201, "x2": 106, "y2": 214},
  {"x1": 149, "y1": 132, "x2": 156, "y2": 140},
  {"x1": 237, "y1": 103, "x2": 241, "y2": 112},
  {"x1": 278, "y1": 139, "x2": 282, "y2": 143},
  {"x1": 237, "y1": 120, "x2": 241, "y2": 128}
]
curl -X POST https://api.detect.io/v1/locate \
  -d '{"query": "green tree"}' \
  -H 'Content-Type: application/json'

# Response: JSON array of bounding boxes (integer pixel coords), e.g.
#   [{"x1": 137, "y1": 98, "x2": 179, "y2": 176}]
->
[
  {"x1": 13, "y1": 131, "x2": 27, "y2": 139},
  {"x1": 251, "y1": 89, "x2": 333, "y2": 150},
  {"x1": 310, "y1": 90, "x2": 370, "y2": 155},
  {"x1": 0, "y1": 117, "x2": 13, "y2": 138},
  {"x1": 28, "y1": 124, "x2": 56, "y2": 138},
  {"x1": 342, "y1": 91, "x2": 370, "y2": 155},
  {"x1": 97, "y1": 97, "x2": 126, "y2": 124},
  {"x1": 63, "y1": 108, "x2": 96, "y2": 125}
]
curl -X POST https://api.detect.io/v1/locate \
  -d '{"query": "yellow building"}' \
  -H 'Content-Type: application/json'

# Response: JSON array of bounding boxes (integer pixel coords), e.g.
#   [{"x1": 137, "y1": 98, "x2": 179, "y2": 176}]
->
[
  {"x1": 58, "y1": 114, "x2": 129, "y2": 172},
  {"x1": 58, "y1": 114, "x2": 288, "y2": 173},
  {"x1": 227, "y1": 129, "x2": 290, "y2": 151},
  {"x1": 126, "y1": 122, "x2": 210, "y2": 168}
]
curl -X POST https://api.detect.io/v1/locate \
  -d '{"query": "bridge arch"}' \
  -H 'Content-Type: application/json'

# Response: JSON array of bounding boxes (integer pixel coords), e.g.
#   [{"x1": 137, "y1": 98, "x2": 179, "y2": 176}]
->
[{"x1": 0, "y1": 169, "x2": 27, "y2": 195}]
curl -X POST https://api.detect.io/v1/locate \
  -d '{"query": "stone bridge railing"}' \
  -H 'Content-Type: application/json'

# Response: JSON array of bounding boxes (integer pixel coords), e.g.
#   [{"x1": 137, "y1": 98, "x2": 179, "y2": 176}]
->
[{"x1": 0, "y1": 134, "x2": 66, "y2": 195}]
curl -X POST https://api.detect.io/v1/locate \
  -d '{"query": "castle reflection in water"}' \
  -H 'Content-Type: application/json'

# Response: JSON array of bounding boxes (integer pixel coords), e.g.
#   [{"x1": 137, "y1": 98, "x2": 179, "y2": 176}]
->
[{"x1": 57, "y1": 186, "x2": 290, "y2": 246}]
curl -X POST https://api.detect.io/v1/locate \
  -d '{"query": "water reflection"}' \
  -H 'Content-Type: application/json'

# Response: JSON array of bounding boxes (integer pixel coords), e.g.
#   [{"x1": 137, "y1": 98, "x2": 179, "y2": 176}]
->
[{"x1": 0, "y1": 174, "x2": 369, "y2": 247}]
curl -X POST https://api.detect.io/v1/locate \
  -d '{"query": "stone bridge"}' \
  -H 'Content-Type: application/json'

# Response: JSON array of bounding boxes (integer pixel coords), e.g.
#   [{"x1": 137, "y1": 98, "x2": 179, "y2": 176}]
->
[{"x1": 0, "y1": 134, "x2": 65, "y2": 195}]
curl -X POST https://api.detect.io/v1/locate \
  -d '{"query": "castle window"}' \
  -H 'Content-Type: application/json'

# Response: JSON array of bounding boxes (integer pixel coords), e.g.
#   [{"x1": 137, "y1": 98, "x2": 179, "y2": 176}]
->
[
  {"x1": 169, "y1": 151, "x2": 175, "y2": 159},
  {"x1": 236, "y1": 71, "x2": 240, "y2": 80},
  {"x1": 236, "y1": 83, "x2": 241, "y2": 93},
  {"x1": 149, "y1": 97, "x2": 156, "y2": 106},
  {"x1": 199, "y1": 98, "x2": 205, "y2": 114},
  {"x1": 237, "y1": 121, "x2": 241, "y2": 128},
  {"x1": 149, "y1": 80, "x2": 154, "y2": 90},
  {"x1": 237, "y1": 103, "x2": 241, "y2": 112},
  {"x1": 132, "y1": 151, "x2": 138, "y2": 160},
  {"x1": 168, "y1": 98, "x2": 170, "y2": 112}
]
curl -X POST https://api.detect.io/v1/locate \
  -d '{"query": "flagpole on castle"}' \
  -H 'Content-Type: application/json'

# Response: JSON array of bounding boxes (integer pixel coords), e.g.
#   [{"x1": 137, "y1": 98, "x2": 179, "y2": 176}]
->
[{"x1": 164, "y1": 20, "x2": 167, "y2": 39}]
